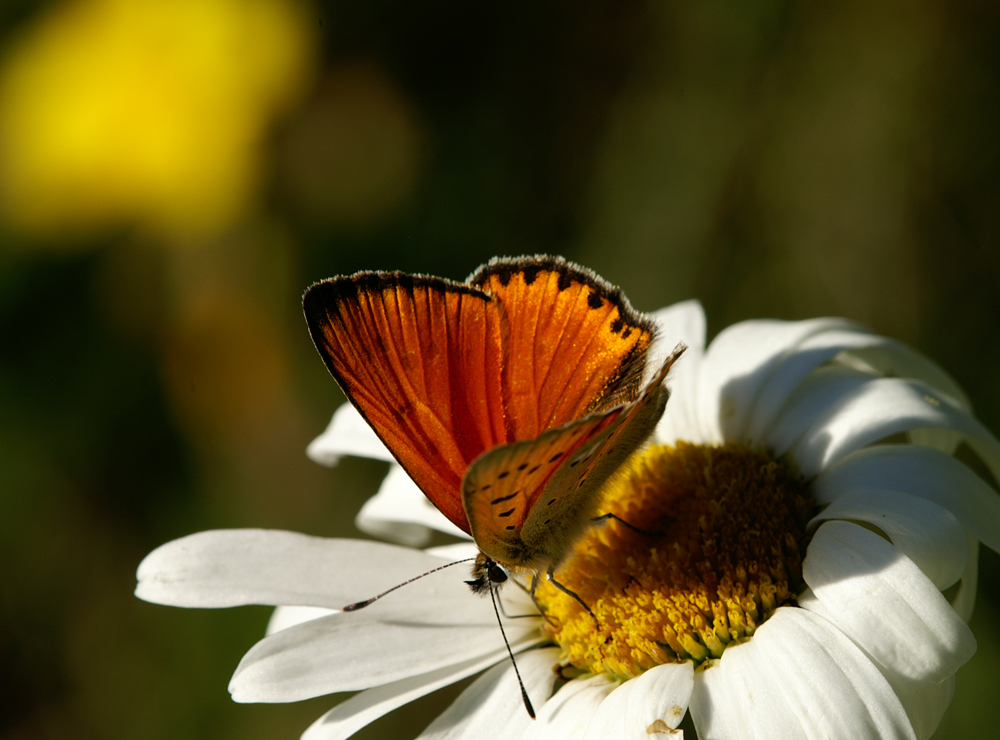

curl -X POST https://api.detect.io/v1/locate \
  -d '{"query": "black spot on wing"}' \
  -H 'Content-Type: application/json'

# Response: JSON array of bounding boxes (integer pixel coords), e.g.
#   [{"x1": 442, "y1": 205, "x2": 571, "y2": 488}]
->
[
  {"x1": 547, "y1": 498, "x2": 556, "y2": 506},
  {"x1": 498, "y1": 471, "x2": 510, "y2": 479},
  {"x1": 490, "y1": 492, "x2": 519, "y2": 505},
  {"x1": 611, "y1": 317, "x2": 624, "y2": 335},
  {"x1": 622, "y1": 328, "x2": 632, "y2": 340},
  {"x1": 522, "y1": 265, "x2": 541, "y2": 285},
  {"x1": 506, "y1": 525, "x2": 515, "y2": 531},
  {"x1": 528, "y1": 465, "x2": 540, "y2": 474},
  {"x1": 557, "y1": 271, "x2": 574, "y2": 291},
  {"x1": 498, "y1": 508, "x2": 516, "y2": 518},
  {"x1": 587, "y1": 292, "x2": 604, "y2": 310},
  {"x1": 517, "y1": 462, "x2": 528, "y2": 471},
  {"x1": 548, "y1": 452, "x2": 563, "y2": 463}
]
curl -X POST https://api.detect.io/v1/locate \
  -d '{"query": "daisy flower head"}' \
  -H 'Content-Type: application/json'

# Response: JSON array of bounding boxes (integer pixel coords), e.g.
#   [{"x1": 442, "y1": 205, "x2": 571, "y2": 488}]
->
[{"x1": 138, "y1": 292, "x2": 1000, "y2": 740}]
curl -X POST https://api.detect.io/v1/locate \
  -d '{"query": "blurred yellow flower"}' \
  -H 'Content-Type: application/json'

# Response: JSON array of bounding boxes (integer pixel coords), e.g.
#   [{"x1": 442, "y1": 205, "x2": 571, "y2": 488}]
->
[{"x1": 0, "y1": 0, "x2": 315, "y2": 241}]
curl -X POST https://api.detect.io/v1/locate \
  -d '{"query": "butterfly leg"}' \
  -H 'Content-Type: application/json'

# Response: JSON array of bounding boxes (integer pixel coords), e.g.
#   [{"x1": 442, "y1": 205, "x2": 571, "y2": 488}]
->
[
  {"x1": 524, "y1": 574, "x2": 561, "y2": 626},
  {"x1": 545, "y1": 565, "x2": 598, "y2": 626},
  {"x1": 496, "y1": 581, "x2": 543, "y2": 620},
  {"x1": 591, "y1": 512, "x2": 664, "y2": 536}
]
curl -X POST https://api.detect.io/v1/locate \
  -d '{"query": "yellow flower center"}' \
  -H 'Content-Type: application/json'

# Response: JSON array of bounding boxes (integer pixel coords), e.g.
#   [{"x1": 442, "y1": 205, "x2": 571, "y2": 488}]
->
[{"x1": 534, "y1": 441, "x2": 812, "y2": 680}]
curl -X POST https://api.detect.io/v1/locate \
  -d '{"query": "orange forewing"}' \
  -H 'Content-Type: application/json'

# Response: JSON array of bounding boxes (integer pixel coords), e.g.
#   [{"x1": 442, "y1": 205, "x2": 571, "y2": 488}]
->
[
  {"x1": 304, "y1": 274, "x2": 507, "y2": 530},
  {"x1": 469, "y1": 259, "x2": 655, "y2": 439}
]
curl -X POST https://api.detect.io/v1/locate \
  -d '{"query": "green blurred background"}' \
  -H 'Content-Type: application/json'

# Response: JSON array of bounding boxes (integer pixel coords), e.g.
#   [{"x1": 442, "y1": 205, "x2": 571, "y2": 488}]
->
[{"x1": 0, "y1": 0, "x2": 997, "y2": 738}]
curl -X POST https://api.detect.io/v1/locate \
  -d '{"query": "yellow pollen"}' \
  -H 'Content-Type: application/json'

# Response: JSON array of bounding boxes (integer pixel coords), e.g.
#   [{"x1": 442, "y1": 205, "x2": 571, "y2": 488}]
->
[{"x1": 535, "y1": 442, "x2": 812, "y2": 680}]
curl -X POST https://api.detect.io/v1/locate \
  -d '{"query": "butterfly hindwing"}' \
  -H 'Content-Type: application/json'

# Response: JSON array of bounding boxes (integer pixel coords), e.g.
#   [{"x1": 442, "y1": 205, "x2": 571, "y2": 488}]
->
[
  {"x1": 461, "y1": 409, "x2": 623, "y2": 569},
  {"x1": 304, "y1": 273, "x2": 510, "y2": 532}
]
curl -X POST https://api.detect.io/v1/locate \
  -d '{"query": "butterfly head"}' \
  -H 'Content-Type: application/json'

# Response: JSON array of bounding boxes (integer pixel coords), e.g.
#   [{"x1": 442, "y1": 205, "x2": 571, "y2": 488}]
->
[{"x1": 465, "y1": 552, "x2": 509, "y2": 595}]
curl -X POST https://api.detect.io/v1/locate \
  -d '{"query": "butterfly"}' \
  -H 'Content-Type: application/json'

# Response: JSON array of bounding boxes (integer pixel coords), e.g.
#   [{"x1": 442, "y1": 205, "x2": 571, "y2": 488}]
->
[{"x1": 303, "y1": 255, "x2": 685, "y2": 599}]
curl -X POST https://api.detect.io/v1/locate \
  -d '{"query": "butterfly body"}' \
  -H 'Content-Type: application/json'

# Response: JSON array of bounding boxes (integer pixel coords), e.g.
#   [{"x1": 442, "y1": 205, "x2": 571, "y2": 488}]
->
[{"x1": 304, "y1": 255, "x2": 684, "y2": 585}]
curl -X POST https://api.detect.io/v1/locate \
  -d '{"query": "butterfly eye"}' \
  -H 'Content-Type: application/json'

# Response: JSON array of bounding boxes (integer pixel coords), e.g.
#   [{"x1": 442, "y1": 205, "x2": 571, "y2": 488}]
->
[{"x1": 487, "y1": 561, "x2": 508, "y2": 584}]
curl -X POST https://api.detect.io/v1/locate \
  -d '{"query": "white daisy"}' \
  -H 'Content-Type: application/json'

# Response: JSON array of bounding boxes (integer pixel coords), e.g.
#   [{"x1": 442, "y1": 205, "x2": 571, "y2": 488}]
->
[{"x1": 137, "y1": 300, "x2": 1000, "y2": 740}]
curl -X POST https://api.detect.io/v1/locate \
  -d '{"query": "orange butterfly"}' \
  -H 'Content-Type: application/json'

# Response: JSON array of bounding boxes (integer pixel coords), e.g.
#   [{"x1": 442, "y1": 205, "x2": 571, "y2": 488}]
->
[{"x1": 304, "y1": 255, "x2": 685, "y2": 598}]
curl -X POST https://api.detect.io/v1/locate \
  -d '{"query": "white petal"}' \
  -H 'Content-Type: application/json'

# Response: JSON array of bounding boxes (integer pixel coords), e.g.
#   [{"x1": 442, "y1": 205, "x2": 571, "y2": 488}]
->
[
  {"x1": 838, "y1": 342, "x2": 970, "y2": 411},
  {"x1": 356, "y1": 465, "x2": 470, "y2": 546},
  {"x1": 691, "y1": 608, "x2": 915, "y2": 740},
  {"x1": 763, "y1": 366, "x2": 872, "y2": 457},
  {"x1": 786, "y1": 377, "x2": 1000, "y2": 479},
  {"x1": 695, "y1": 318, "x2": 862, "y2": 444},
  {"x1": 583, "y1": 662, "x2": 693, "y2": 739},
  {"x1": 522, "y1": 674, "x2": 617, "y2": 740},
  {"x1": 750, "y1": 608, "x2": 915, "y2": 740},
  {"x1": 135, "y1": 530, "x2": 471, "y2": 609},
  {"x1": 797, "y1": 591, "x2": 955, "y2": 740},
  {"x1": 906, "y1": 426, "x2": 964, "y2": 456},
  {"x1": 650, "y1": 301, "x2": 707, "y2": 356},
  {"x1": 417, "y1": 648, "x2": 560, "y2": 740},
  {"x1": 698, "y1": 648, "x2": 773, "y2": 740},
  {"x1": 883, "y1": 670, "x2": 956, "y2": 740},
  {"x1": 580, "y1": 679, "x2": 630, "y2": 740},
  {"x1": 230, "y1": 606, "x2": 542, "y2": 701},
  {"x1": 301, "y1": 648, "x2": 512, "y2": 740},
  {"x1": 951, "y1": 536, "x2": 979, "y2": 623},
  {"x1": 802, "y1": 521, "x2": 976, "y2": 686},
  {"x1": 810, "y1": 444, "x2": 1000, "y2": 555},
  {"x1": 808, "y1": 490, "x2": 968, "y2": 589},
  {"x1": 651, "y1": 300, "x2": 707, "y2": 446},
  {"x1": 307, "y1": 403, "x2": 394, "y2": 466},
  {"x1": 626, "y1": 662, "x2": 694, "y2": 734},
  {"x1": 689, "y1": 660, "x2": 740, "y2": 740},
  {"x1": 423, "y1": 542, "x2": 480, "y2": 561},
  {"x1": 266, "y1": 606, "x2": 336, "y2": 635},
  {"x1": 626, "y1": 662, "x2": 693, "y2": 732},
  {"x1": 744, "y1": 328, "x2": 885, "y2": 444}
]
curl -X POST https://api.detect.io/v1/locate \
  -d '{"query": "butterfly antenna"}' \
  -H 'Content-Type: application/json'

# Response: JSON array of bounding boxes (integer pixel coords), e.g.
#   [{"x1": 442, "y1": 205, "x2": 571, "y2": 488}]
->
[
  {"x1": 342, "y1": 558, "x2": 477, "y2": 611},
  {"x1": 488, "y1": 577, "x2": 536, "y2": 719}
]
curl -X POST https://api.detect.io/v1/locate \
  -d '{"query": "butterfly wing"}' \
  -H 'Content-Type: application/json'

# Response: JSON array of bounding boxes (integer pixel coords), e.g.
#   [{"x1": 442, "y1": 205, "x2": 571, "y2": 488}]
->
[
  {"x1": 461, "y1": 410, "x2": 624, "y2": 569},
  {"x1": 462, "y1": 345, "x2": 686, "y2": 570},
  {"x1": 464, "y1": 343, "x2": 687, "y2": 570},
  {"x1": 304, "y1": 273, "x2": 510, "y2": 532},
  {"x1": 305, "y1": 256, "x2": 669, "y2": 543},
  {"x1": 469, "y1": 256, "x2": 658, "y2": 439}
]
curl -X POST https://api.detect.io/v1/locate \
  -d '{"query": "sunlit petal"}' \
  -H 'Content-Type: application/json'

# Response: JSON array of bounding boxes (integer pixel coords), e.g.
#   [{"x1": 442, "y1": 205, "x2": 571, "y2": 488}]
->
[
  {"x1": 355, "y1": 464, "x2": 471, "y2": 546},
  {"x1": 626, "y1": 661, "x2": 693, "y2": 731},
  {"x1": 808, "y1": 489, "x2": 968, "y2": 589},
  {"x1": 811, "y1": 444, "x2": 1000, "y2": 555},
  {"x1": 694, "y1": 318, "x2": 861, "y2": 443},
  {"x1": 230, "y1": 609, "x2": 541, "y2": 702},
  {"x1": 417, "y1": 648, "x2": 559, "y2": 740},
  {"x1": 651, "y1": 300, "x2": 706, "y2": 445},
  {"x1": 744, "y1": 328, "x2": 884, "y2": 442},
  {"x1": 802, "y1": 521, "x2": 976, "y2": 686},
  {"x1": 300, "y1": 649, "x2": 542, "y2": 740},
  {"x1": 787, "y1": 377, "x2": 1000, "y2": 478},
  {"x1": 522, "y1": 675, "x2": 616, "y2": 740},
  {"x1": 135, "y1": 529, "x2": 471, "y2": 609},
  {"x1": 266, "y1": 606, "x2": 336, "y2": 635},
  {"x1": 306, "y1": 403, "x2": 394, "y2": 466}
]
